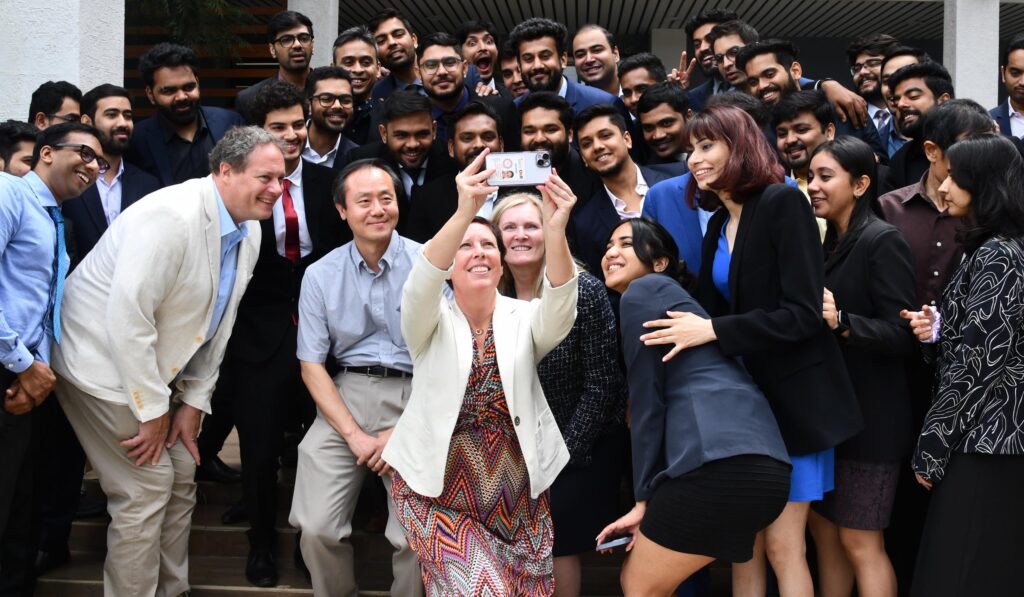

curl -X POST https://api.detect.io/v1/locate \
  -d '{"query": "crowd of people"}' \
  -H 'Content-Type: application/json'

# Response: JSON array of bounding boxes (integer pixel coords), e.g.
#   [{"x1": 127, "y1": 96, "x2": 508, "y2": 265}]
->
[{"x1": 1, "y1": 6, "x2": 1023, "y2": 597}]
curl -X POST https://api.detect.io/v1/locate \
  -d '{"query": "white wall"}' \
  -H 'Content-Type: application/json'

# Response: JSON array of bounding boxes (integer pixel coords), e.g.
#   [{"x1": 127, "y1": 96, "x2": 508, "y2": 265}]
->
[{"x1": 289, "y1": 0, "x2": 338, "y2": 68}]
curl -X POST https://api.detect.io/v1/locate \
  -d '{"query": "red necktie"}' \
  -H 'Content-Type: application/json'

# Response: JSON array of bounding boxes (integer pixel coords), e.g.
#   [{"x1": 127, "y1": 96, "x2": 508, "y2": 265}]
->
[{"x1": 281, "y1": 179, "x2": 300, "y2": 263}]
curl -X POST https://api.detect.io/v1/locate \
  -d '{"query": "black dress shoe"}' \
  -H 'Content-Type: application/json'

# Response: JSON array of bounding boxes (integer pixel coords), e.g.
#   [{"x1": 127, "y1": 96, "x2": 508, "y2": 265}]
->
[
  {"x1": 245, "y1": 547, "x2": 278, "y2": 588},
  {"x1": 74, "y1": 490, "x2": 108, "y2": 519},
  {"x1": 195, "y1": 455, "x2": 242, "y2": 483},
  {"x1": 220, "y1": 499, "x2": 248, "y2": 525},
  {"x1": 34, "y1": 546, "x2": 70, "y2": 576}
]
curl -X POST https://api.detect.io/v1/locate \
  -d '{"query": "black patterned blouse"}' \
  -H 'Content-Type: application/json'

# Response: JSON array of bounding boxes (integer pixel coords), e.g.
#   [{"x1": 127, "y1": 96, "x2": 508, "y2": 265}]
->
[{"x1": 913, "y1": 236, "x2": 1024, "y2": 482}]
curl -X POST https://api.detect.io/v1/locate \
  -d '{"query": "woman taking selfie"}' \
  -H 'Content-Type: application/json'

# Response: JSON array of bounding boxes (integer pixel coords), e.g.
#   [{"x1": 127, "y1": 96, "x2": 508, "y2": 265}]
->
[
  {"x1": 382, "y1": 150, "x2": 579, "y2": 596},
  {"x1": 595, "y1": 217, "x2": 790, "y2": 595}
]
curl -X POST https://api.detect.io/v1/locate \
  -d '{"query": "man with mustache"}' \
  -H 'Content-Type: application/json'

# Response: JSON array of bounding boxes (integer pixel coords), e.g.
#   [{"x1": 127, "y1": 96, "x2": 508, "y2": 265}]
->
[
  {"x1": 128, "y1": 43, "x2": 244, "y2": 187},
  {"x1": 618, "y1": 53, "x2": 668, "y2": 118},
  {"x1": 0, "y1": 121, "x2": 39, "y2": 177},
  {"x1": 571, "y1": 25, "x2": 621, "y2": 97},
  {"x1": 846, "y1": 34, "x2": 903, "y2": 157},
  {"x1": 302, "y1": 66, "x2": 359, "y2": 168},
  {"x1": 457, "y1": 20, "x2": 509, "y2": 97},
  {"x1": 991, "y1": 34, "x2": 1024, "y2": 138},
  {"x1": 772, "y1": 91, "x2": 836, "y2": 192},
  {"x1": 684, "y1": 8, "x2": 740, "y2": 112},
  {"x1": 880, "y1": 62, "x2": 954, "y2": 194},
  {"x1": 369, "y1": 9, "x2": 423, "y2": 101},
  {"x1": 333, "y1": 26, "x2": 384, "y2": 146},
  {"x1": 636, "y1": 81, "x2": 690, "y2": 174},
  {"x1": 235, "y1": 11, "x2": 316, "y2": 124}
]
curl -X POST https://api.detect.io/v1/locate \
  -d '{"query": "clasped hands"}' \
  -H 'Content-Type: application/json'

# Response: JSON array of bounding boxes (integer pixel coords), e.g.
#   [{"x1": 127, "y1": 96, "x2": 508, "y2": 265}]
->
[{"x1": 4, "y1": 360, "x2": 56, "y2": 415}]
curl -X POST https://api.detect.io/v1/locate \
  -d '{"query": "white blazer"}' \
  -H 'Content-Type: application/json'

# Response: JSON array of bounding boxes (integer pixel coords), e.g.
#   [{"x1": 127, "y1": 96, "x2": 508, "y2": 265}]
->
[
  {"x1": 382, "y1": 252, "x2": 578, "y2": 499},
  {"x1": 51, "y1": 176, "x2": 260, "y2": 422}
]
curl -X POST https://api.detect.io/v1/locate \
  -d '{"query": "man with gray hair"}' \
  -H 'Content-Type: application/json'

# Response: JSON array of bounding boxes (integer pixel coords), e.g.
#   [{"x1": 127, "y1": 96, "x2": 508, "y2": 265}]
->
[{"x1": 50, "y1": 126, "x2": 284, "y2": 597}]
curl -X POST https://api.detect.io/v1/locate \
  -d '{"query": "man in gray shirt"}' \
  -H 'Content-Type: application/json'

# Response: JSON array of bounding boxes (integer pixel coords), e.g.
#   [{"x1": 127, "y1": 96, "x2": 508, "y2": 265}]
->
[{"x1": 288, "y1": 158, "x2": 424, "y2": 597}]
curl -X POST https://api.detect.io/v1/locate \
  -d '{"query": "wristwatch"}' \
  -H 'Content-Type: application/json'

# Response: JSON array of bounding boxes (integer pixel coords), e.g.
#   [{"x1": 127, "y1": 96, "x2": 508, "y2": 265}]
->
[{"x1": 834, "y1": 310, "x2": 851, "y2": 335}]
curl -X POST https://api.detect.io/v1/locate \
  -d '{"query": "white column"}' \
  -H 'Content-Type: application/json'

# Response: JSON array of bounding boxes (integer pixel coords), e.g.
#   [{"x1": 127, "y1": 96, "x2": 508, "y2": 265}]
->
[
  {"x1": 0, "y1": 0, "x2": 124, "y2": 122},
  {"x1": 944, "y1": 0, "x2": 999, "y2": 108},
  {"x1": 289, "y1": 0, "x2": 338, "y2": 68},
  {"x1": 650, "y1": 28, "x2": 686, "y2": 78}
]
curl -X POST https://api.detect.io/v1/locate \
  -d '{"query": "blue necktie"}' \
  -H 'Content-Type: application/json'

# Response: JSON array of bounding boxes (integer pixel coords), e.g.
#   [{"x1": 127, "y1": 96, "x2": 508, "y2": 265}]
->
[{"x1": 46, "y1": 207, "x2": 68, "y2": 344}]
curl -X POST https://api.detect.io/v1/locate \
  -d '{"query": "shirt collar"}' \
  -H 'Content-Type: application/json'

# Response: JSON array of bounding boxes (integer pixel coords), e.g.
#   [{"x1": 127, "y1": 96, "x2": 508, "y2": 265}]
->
[
  {"x1": 352, "y1": 230, "x2": 401, "y2": 273},
  {"x1": 161, "y1": 107, "x2": 208, "y2": 142},
  {"x1": 209, "y1": 178, "x2": 249, "y2": 239},
  {"x1": 303, "y1": 127, "x2": 343, "y2": 160},
  {"x1": 558, "y1": 76, "x2": 568, "y2": 99},
  {"x1": 97, "y1": 159, "x2": 125, "y2": 188},
  {"x1": 1009, "y1": 97, "x2": 1024, "y2": 118},
  {"x1": 286, "y1": 158, "x2": 304, "y2": 186},
  {"x1": 23, "y1": 171, "x2": 58, "y2": 208},
  {"x1": 604, "y1": 164, "x2": 649, "y2": 210},
  {"x1": 867, "y1": 103, "x2": 890, "y2": 122}
]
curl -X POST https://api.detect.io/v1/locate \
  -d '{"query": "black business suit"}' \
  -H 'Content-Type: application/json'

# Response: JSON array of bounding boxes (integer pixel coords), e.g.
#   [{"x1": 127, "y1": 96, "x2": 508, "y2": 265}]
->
[
  {"x1": 432, "y1": 87, "x2": 521, "y2": 151},
  {"x1": 695, "y1": 184, "x2": 862, "y2": 455}
]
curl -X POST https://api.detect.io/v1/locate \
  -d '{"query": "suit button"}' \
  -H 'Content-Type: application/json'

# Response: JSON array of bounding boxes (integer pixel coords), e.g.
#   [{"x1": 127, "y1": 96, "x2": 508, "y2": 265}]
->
[{"x1": 514, "y1": 416, "x2": 520, "y2": 426}]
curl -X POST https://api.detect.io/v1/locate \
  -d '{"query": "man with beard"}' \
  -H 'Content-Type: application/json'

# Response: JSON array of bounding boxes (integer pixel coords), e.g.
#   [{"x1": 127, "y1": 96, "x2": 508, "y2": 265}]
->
[
  {"x1": 880, "y1": 47, "x2": 930, "y2": 113},
  {"x1": 568, "y1": 104, "x2": 675, "y2": 279},
  {"x1": 881, "y1": 62, "x2": 954, "y2": 194},
  {"x1": 129, "y1": 43, "x2": 244, "y2": 187},
  {"x1": 405, "y1": 101, "x2": 505, "y2": 242},
  {"x1": 772, "y1": 91, "x2": 834, "y2": 241},
  {"x1": 302, "y1": 66, "x2": 359, "y2": 168},
  {"x1": 31, "y1": 84, "x2": 160, "y2": 577},
  {"x1": 619, "y1": 53, "x2": 668, "y2": 118},
  {"x1": 417, "y1": 32, "x2": 518, "y2": 147},
  {"x1": 0, "y1": 121, "x2": 39, "y2": 177},
  {"x1": 518, "y1": 91, "x2": 602, "y2": 210},
  {"x1": 571, "y1": 25, "x2": 621, "y2": 97},
  {"x1": 684, "y1": 9, "x2": 739, "y2": 112},
  {"x1": 457, "y1": 20, "x2": 507, "y2": 96},
  {"x1": 846, "y1": 34, "x2": 902, "y2": 157},
  {"x1": 333, "y1": 26, "x2": 384, "y2": 146},
  {"x1": 636, "y1": 82, "x2": 689, "y2": 173},
  {"x1": 499, "y1": 42, "x2": 529, "y2": 99},
  {"x1": 991, "y1": 33, "x2": 1024, "y2": 138},
  {"x1": 27, "y1": 81, "x2": 82, "y2": 131},
  {"x1": 236, "y1": 11, "x2": 316, "y2": 124},
  {"x1": 337, "y1": 91, "x2": 456, "y2": 236},
  {"x1": 737, "y1": 39, "x2": 885, "y2": 158},
  {"x1": 369, "y1": 9, "x2": 423, "y2": 101}
]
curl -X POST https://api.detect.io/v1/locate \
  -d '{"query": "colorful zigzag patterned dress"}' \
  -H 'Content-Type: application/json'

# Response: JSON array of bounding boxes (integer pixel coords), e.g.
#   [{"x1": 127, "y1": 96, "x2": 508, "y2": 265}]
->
[{"x1": 392, "y1": 328, "x2": 555, "y2": 596}]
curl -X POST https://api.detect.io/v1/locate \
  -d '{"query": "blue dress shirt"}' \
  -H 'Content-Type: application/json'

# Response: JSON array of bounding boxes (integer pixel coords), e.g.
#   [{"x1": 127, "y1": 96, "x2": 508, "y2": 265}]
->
[
  {"x1": 0, "y1": 171, "x2": 60, "y2": 372},
  {"x1": 206, "y1": 181, "x2": 248, "y2": 341}
]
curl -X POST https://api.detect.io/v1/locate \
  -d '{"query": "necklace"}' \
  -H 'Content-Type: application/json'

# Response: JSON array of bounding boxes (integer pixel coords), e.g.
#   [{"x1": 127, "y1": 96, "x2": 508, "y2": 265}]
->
[{"x1": 473, "y1": 328, "x2": 484, "y2": 336}]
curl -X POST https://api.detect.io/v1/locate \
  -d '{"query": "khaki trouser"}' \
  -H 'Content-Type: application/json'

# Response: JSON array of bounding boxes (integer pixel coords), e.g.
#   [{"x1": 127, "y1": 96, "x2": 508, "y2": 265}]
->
[
  {"x1": 57, "y1": 377, "x2": 195, "y2": 597},
  {"x1": 288, "y1": 372, "x2": 423, "y2": 597}
]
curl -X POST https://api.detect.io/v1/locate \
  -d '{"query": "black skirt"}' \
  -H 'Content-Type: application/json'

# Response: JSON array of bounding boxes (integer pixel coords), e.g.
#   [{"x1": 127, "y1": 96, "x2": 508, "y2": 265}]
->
[
  {"x1": 911, "y1": 452, "x2": 1024, "y2": 597},
  {"x1": 640, "y1": 454, "x2": 791, "y2": 562}
]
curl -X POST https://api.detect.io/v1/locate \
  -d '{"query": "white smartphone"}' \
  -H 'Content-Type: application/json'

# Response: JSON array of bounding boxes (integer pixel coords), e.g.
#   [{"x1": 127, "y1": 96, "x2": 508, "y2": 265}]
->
[
  {"x1": 485, "y1": 151, "x2": 552, "y2": 187},
  {"x1": 596, "y1": 535, "x2": 632, "y2": 551}
]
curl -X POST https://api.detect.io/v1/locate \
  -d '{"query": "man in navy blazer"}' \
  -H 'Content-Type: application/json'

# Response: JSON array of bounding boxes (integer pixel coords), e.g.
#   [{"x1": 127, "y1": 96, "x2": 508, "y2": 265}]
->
[
  {"x1": 992, "y1": 34, "x2": 1024, "y2": 138},
  {"x1": 128, "y1": 43, "x2": 244, "y2": 187},
  {"x1": 683, "y1": 8, "x2": 740, "y2": 113}
]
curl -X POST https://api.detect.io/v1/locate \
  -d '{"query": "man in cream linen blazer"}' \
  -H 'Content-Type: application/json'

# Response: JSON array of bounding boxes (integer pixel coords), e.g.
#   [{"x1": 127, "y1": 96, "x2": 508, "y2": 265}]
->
[{"x1": 50, "y1": 127, "x2": 284, "y2": 597}]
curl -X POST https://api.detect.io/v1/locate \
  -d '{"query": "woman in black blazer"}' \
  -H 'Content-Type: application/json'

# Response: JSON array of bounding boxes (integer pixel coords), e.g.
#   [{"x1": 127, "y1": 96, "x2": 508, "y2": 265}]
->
[
  {"x1": 640, "y1": 105, "x2": 861, "y2": 596},
  {"x1": 802, "y1": 138, "x2": 917, "y2": 597}
]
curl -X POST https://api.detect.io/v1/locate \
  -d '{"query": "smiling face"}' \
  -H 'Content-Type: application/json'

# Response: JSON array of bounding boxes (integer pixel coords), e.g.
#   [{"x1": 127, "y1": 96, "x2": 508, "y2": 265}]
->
[
  {"x1": 852, "y1": 51, "x2": 885, "y2": 102},
  {"x1": 338, "y1": 166, "x2": 400, "y2": 242},
  {"x1": 36, "y1": 131, "x2": 103, "y2": 201},
  {"x1": 620, "y1": 67, "x2": 657, "y2": 116},
  {"x1": 572, "y1": 28, "x2": 619, "y2": 90},
  {"x1": 687, "y1": 134, "x2": 731, "y2": 192},
  {"x1": 578, "y1": 115, "x2": 632, "y2": 178},
  {"x1": 775, "y1": 111, "x2": 835, "y2": 174},
  {"x1": 640, "y1": 103, "x2": 687, "y2": 159},
  {"x1": 451, "y1": 221, "x2": 504, "y2": 293},
  {"x1": 269, "y1": 24, "x2": 314, "y2": 73},
  {"x1": 380, "y1": 112, "x2": 435, "y2": 169},
  {"x1": 449, "y1": 113, "x2": 502, "y2": 168},
  {"x1": 89, "y1": 95, "x2": 134, "y2": 156},
  {"x1": 520, "y1": 107, "x2": 571, "y2": 166},
  {"x1": 497, "y1": 200, "x2": 544, "y2": 269},
  {"x1": 881, "y1": 55, "x2": 918, "y2": 110},
  {"x1": 421, "y1": 44, "x2": 467, "y2": 104},
  {"x1": 373, "y1": 17, "x2": 417, "y2": 70},
  {"x1": 806, "y1": 150, "x2": 865, "y2": 227},
  {"x1": 217, "y1": 143, "x2": 285, "y2": 223},
  {"x1": 743, "y1": 52, "x2": 800, "y2": 106},
  {"x1": 309, "y1": 76, "x2": 353, "y2": 134},
  {"x1": 713, "y1": 34, "x2": 747, "y2": 87},
  {"x1": 602, "y1": 221, "x2": 651, "y2": 294},
  {"x1": 334, "y1": 39, "x2": 380, "y2": 101},
  {"x1": 147, "y1": 65, "x2": 201, "y2": 126},
  {"x1": 462, "y1": 29, "x2": 498, "y2": 81},
  {"x1": 692, "y1": 22, "x2": 718, "y2": 76},
  {"x1": 500, "y1": 55, "x2": 528, "y2": 98},
  {"x1": 939, "y1": 173, "x2": 971, "y2": 217},
  {"x1": 892, "y1": 77, "x2": 937, "y2": 139},
  {"x1": 262, "y1": 104, "x2": 306, "y2": 172},
  {"x1": 518, "y1": 36, "x2": 566, "y2": 93}
]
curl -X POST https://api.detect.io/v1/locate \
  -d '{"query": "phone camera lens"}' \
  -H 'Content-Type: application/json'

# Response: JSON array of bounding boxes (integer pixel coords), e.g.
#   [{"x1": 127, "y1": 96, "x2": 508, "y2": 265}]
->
[{"x1": 537, "y1": 152, "x2": 551, "y2": 167}]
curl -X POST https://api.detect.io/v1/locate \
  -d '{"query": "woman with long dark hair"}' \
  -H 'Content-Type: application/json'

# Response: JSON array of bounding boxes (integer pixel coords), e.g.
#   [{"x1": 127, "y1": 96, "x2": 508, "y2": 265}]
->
[
  {"x1": 802, "y1": 137, "x2": 917, "y2": 597},
  {"x1": 596, "y1": 217, "x2": 790, "y2": 595},
  {"x1": 639, "y1": 105, "x2": 862, "y2": 597},
  {"x1": 902, "y1": 134, "x2": 1024, "y2": 597}
]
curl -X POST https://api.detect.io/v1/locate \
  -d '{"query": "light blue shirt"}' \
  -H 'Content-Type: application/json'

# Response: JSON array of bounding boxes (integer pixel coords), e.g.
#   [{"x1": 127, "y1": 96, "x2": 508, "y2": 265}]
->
[
  {"x1": 296, "y1": 232, "x2": 421, "y2": 372},
  {"x1": 0, "y1": 171, "x2": 60, "y2": 372},
  {"x1": 207, "y1": 182, "x2": 248, "y2": 341}
]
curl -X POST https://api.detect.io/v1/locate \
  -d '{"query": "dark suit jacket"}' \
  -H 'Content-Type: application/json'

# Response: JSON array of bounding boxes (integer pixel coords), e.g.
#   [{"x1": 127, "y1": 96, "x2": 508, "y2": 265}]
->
[
  {"x1": 880, "y1": 139, "x2": 928, "y2": 195},
  {"x1": 568, "y1": 165, "x2": 674, "y2": 279},
  {"x1": 687, "y1": 79, "x2": 716, "y2": 113},
  {"x1": 620, "y1": 274, "x2": 790, "y2": 501},
  {"x1": 433, "y1": 87, "x2": 521, "y2": 150},
  {"x1": 225, "y1": 161, "x2": 350, "y2": 363},
  {"x1": 990, "y1": 102, "x2": 1012, "y2": 137},
  {"x1": 61, "y1": 162, "x2": 161, "y2": 265},
  {"x1": 516, "y1": 78, "x2": 630, "y2": 122},
  {"x1": 345, "y1": 99, "x2": 384, "y2": 146},
  {"x1": 695, "y1": 184, "x2": 862, "y2": 455},
  {"x1": 129, "y1": 106, "x2": 244, "y2": 188},
  {"x1": 234, "y1": 76, "x2": 277, "y2": 124},
  {"x1": 825, "y1": 216, "x2": 917, "y2": 460}
]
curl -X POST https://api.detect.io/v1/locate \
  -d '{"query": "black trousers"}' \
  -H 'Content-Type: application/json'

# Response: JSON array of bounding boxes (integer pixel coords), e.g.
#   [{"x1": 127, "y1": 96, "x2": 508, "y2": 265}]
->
[
  {"x1": 33, "y1": 393, "x2": 86, "y2": 554},
  {"x1": 0, "y1": 368, "x2": 36, "y2": 596}
]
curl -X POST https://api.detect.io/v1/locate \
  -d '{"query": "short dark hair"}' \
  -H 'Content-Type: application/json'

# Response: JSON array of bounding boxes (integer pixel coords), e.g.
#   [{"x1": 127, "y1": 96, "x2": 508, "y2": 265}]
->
[
  {"x1": 684, "y1": 8, "x2": 741, "y2": 37},
  {"x1": 453, "y1": 100, "x2": 502, "y2": 135},
  {"x1": 880, "y1": 45, "x2": 931, "y2": 74},
  {"x1": 772, "y1": 90, "x2": 835, "y2": 131},
  {"x1": 705, "y1": 20, "x2": 759, "y2": 49},
  {"x1": 417, "y1": 32, "x2": 462, "y2": 59},
  {"x1": 368, "y1": 8, "x2": 414, "y2": 36},
  {"x1": 846, "y1": 34, "x2": 900, "y2": 67},
  {"x1": 888, "y1": 62, "x2": 954, "y2": 101},
  {"x1": 636, "y1": 81, "x2": 690, "y2": 117},
  {"x1": 500, "y1": 40, "x2": 518, "y2": 62},
  {"x1": 575, "y1": 24, "x2": 616, "y2": 50},
  {"x1": 921, "y1": 99, "x2": 997, "y2": 151},
  {"x1": 382, "y1": 90, "x2": 432, "y2": 123},
  {"x1": 0, "y1": 120, "x2": 37, "y2": 165},
  {"x1": 28, "y1": 81, "x2": 82, "y2": 123},
  {"x1": 507, "y1": 18, "x2": 568, "y2": 57},
  {"x1": 517, "y1": 91, "x2": 572, "y2": 131},
  {"x1": 30, "y1": 122, "x2": 101, "y2": 168},
  {"x1": 947, "y1": 134, "x2": 1024, "y2": 253},
  {"x1": 454, "y1": 20, "x2": 498, "y2": 47},
  {"x1": 333, "y1": 26, "x2": 378, "y2": 55},
  {"x1": 334, "y1": 158, "x2": 403, "y2": 206},
  {"x1": 1003, "y1": 32, "x2": 1024, "y2": 66},
  {"x1": 704, "y1": 92, "x2": 771, "y2": 129},
  {"x1": 618, "y1": 52, "x2": 667, "y2": 82},
  {"x1": 735, "y1": 39, "x2": 798, "y2": 72},
  {"x1": 80, "y1": 84, "x2": 131, "y2": 121},
  {"x1": 304, "y1": 66, "x2": 352, "y2": 98},
  {"x1": 684, "y1": 104, "x2": 784, "y2": 209},
  {"x1": 139, "y1": 42, "x2": 199, "y2": 87},
  {"x1": 574, "y1": 104, "x2": 627, "y2": 137},
  {"x1": 250, "y1": 80, "x2": 307, "y2": 127},
  {"x1": 266, "y1": 10, "x2": 313, "y2": 42}
]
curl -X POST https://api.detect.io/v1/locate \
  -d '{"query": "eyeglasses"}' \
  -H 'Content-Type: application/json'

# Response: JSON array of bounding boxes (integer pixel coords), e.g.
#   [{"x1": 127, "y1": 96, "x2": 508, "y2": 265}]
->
[
  {"x1": 47, "y1": 113, "x2": 80, "y2": 124},
  {"x1": 51, "y1": 143, "x2": 110, "y2": 174},
  {"x1": 850, "y1": 58, "x2": 884, "y2": 76},
  {"x1": 274, "y1": 33, "x2": 313, "y2": 47},
  {"x1": 712, "y1": 46, "x2": 742, "y2": 65},
  {"x1": 420, "y1": 57, "x2": 463, "y2": 74},
  {"x1": 311, "y1": 93, "x2": 354, "y2": 108}
]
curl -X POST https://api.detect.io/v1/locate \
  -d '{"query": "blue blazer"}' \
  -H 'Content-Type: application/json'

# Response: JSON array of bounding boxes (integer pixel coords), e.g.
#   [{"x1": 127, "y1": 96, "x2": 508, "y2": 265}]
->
[
  {"x1": 129, "y1": 106, "x2": 244, "y2": 187},
  {"x1": 687, "y1": 79, "x2": 715, "y2": 113},
  {"x1": 61, "y1": 162, "x2": 161, "y2": 264},
  {"x1": 991, "y1": 102, "x2": 1012, "y2": 137}
]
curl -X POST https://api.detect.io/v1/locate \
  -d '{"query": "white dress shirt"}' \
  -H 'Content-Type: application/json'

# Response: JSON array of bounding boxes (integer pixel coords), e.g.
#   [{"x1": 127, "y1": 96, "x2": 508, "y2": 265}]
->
[
  {"x1": 1008, "y1": 99, "x2": 1024, "y2": 138},
  {"x1": 272, "y1": 160, "x2": 312, "y2": 258},
  {"x1": 399, "y1": 158, "x2": 429, "y2": 198},
  {"x1": 605, "y1": 164, "x2": 649, "y2": 219},
  {"x1": 301, "y1": 131, "x2": 343, "y2": 168},
  {"x1": 96, "y1": 160, "x2": 125, "y2": 225}
]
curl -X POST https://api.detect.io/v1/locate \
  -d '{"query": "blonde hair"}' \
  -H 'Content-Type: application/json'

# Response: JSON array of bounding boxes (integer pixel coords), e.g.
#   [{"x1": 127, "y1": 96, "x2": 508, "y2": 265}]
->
[{"x1": 490, "y1": 192, "x2": 546, "y2": 298}]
